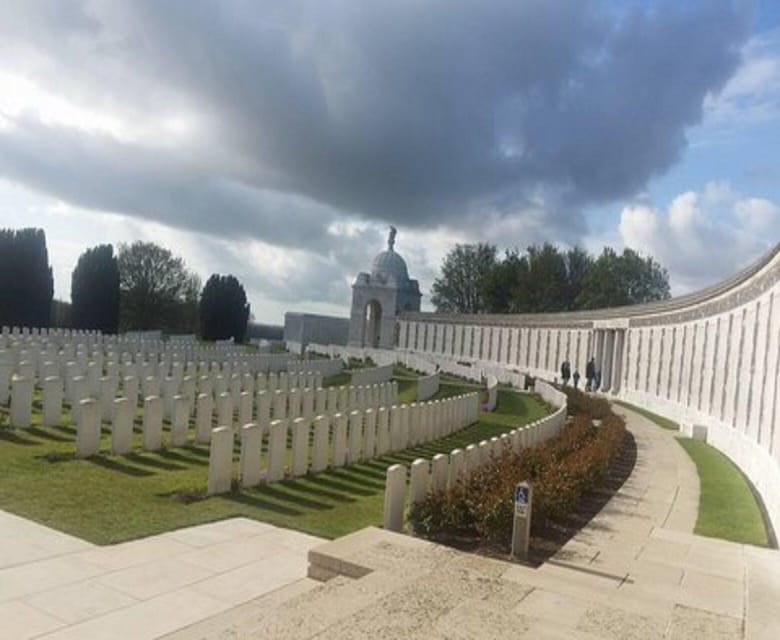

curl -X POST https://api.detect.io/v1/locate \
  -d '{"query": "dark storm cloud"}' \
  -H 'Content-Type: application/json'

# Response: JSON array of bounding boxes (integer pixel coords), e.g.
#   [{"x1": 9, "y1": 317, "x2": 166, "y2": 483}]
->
[{"x1": 0, "y1": 0, "x2": 751, "y2": 240}]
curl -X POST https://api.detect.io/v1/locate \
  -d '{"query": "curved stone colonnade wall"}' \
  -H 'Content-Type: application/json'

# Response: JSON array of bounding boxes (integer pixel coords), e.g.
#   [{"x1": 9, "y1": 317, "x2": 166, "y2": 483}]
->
[{"x1": 398, "y1": 245, "x2": 780, "y2": 535}]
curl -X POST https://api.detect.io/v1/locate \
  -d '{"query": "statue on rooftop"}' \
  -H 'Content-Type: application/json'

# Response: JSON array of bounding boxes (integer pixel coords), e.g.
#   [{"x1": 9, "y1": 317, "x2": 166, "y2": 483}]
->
[{"x1": 388, "y1": 225, "x2": 397, "y2": 252}]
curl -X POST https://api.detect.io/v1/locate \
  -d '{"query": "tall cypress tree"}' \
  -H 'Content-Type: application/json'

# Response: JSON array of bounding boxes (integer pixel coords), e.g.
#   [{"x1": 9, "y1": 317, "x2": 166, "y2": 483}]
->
[
  {"x1": 200, "y1": 274, "x2": 250, "y2": 342},
  {"x1": 71, "y1": 244, "x2": 120, "y2": 333},
  {"x1": 0, "y1": 228, "x2": 54, "y2": 328}
]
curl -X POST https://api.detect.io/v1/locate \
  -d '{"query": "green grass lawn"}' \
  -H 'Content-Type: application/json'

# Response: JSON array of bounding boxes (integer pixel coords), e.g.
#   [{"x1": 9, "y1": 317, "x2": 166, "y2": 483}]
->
[
  {"x1": 676, "y1": 438, "x2": 769, "y2": 547},
  {"x1": 613, "y1": 400, "x2": 679, "y2": 431},
  {"x1": 0, "y1": 386, "x2": 548, "y2": 544}
]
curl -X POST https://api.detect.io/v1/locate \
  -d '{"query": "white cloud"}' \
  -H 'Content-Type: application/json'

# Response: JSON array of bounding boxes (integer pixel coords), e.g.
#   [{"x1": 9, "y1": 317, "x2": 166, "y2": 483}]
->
[
  {"x1": 703, "y1": 26, "x2": 780, "y2": 130},
  {"x1": 616, "y1": 182, "x2": 780, "y2": 294}
]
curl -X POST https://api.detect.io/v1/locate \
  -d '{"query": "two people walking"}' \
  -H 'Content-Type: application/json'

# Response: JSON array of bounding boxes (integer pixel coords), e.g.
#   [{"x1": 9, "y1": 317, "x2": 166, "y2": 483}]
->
[{"x1": 561, "y1": 356, "x2": 600, "y2": 392}]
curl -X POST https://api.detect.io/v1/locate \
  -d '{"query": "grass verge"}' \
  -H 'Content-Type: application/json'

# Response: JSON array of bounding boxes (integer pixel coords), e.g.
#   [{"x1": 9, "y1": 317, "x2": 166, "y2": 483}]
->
[
  {"x1": 0, "y1": 386, "x2": 547, "y2": 544},
  {"x1": 677, "y1": 437, "x2": 769, "y2": 547},
  {"x1": 613, "y1": 400, "x2": 679, "y2": 431}
]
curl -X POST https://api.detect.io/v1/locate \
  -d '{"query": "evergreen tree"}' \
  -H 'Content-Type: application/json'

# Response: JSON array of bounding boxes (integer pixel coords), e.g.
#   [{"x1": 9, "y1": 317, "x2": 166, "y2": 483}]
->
[
  {"x1": 0, "y1": 228, "x2": 54, "y2": 328},
  {"x1": 199, "y1": 274, "x2": 250, "y2": 342},
  {"x1": 71, "y1": 244, "x2": 120, "y2": 333}
]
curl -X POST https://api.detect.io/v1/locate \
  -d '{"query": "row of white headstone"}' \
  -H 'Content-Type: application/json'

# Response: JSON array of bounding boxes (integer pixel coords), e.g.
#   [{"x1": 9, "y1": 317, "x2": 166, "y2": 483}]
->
[
  {"x1": 382, "y1": 398, "x2": 568, "y2": 531},
  {"x1": 207, "y1": 391, "x2": 481, "y2": 494},
  {"x1": 0, "y1": 342, "x2": 308, "y2": 392}
]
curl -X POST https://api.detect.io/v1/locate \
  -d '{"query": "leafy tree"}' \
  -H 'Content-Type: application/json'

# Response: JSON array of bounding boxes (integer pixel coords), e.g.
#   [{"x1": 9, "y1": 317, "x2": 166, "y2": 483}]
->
[
  {"x1": 117, "y1": 241, "x2": 201, "y2": 332},
  {"x1": 434, "y1": 240, "x2": 669, "y2": 314},
  {"x1": 577, "y1": 247, "x2": 670, "y2": 309},
  {"x1": 525, "y1": 243, "x2": 570, "y2": 312},
  {"x1": 0, "y1": 228, "x2": 54, "y2": 328},
  {"x1": 431, "y1": 243, "x2": 498, "y2": 313},
  {"x1": 484, "y1": 250, "x2": 528, "y2": 313},
  {"x1": 199, "y1": 274, "x2": 250, "y2": 342},
  {"x1": 564, "y1": 246, "x2": 592, "y2": 310},
  {"x1": 71, "y1": 244, "x2": 120, "y2": 333}
]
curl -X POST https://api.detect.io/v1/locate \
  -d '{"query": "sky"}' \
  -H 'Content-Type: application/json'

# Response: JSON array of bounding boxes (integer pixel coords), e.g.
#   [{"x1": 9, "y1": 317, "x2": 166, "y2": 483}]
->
[{"x1": 0, "y1": 0, "x2": 778, "y2": 324}]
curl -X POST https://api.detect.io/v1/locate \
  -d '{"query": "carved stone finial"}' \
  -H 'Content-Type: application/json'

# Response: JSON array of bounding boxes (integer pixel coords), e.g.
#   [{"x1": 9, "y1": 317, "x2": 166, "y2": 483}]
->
[{"x1": 388, "y1": 225, "x2": 397, "y2": 251}]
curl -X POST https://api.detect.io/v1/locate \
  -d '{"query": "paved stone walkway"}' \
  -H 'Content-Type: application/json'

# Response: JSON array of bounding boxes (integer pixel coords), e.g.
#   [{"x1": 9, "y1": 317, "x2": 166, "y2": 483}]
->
[
  {"x1": 167, "y1": 406, "x2": 780, "y2": 639},
  {"x1": 0, "y1": 513, "x2": 321, "y2": 640}
]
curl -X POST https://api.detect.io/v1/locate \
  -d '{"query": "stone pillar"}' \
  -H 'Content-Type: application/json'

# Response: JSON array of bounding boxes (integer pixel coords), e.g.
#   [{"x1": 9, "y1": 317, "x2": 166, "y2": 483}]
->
[
  {"x1": 327, "y1": 387, "x2": 338, "y2": 414},
  {"x1": 112, "y1": 397, "x2": 134, "y2": 455},
  {"x1": 409, "y1": 459, "x2": 430, "y2": 505},
  {"x1": 195, "y1": 393, "x2": 214, "y2": 443},
  {"x1": 449, "y1": 449, "x2": 465, "y2": 488},
  {"x1": 478, "y1": 440, "x2": 490, "y2": 465},
  {"x1": 302, "y1": 388, "x2": 314, "y2": 425},
  {"x1": 348, "y1": 410, "x2": 363, "y2": 463},
  {"x1": 611, "y1": 330, "x2": 625, "y2": 394},
  {"x1": 10, "y1": 375, "x2": 33, "y2": 428},
  {"x1": 273, "y1": 390, "x2": 286, "y2": 421},
  {"x1": 399, "y1": 404, "x2": 410, "y2": 450},
  {"x1": 363, "y1": 408, "x2": 377, "y2": 459},
  {"x1": 267, "y1": 419, "x2": 288, "y2": 482},
  {"x1": 171, "y1": 394, "x2": 189, "y2": 446},
  {"x1": 256, "y1": 390, "x2": 271, "y2": 430},
  {"x1": 601, "y1": 330, "x2": 615, "y2": 393},
  {"x1": 464, "y1": 444, "x2": 479, "y2": 478},
  {"x1": 76, "y1": 398, "x2": 101, "y2": 457},
  {"x1": 383, "y1": 464, "x2": 406, "y2": 532},
  {"x1": 288, "y1": 388, "x2": 301, "y2": 421},
  {"x1": 99, "y1": 376, "x2": 117, "y2": 422},
  {"x1": 431, "y1": 453, "x2": 449, "y2": 492},
  {"x1": 70, "y1": 375, "x2": 87, "y2": 424},
  {"x1": 332, "y1": 412, "x2": 348, "y2": 467},
  {"x1": 238, "y1": 391, "x2": 253, "y2": 429},
  {"x1": 389, "y1": 405, "x2": 401, "y2": 453},
  {"x1": 376, "y1": 407, "x2": 390, "y2": 456},
  {"x1": 240, "y1": 423, "x2": 262, "y2": 488},
  {"x1": 123, "y1": 376, "x2": 139, "y2": 409},
  {"x1": 142, "y1": 395, "x2": 163, "y2": 451},
  {"x1": 311, "y1": 415, "x2": 330, "y2": 473},
  {"x1": 315, "y1": 388, "x2": 327, "y2": 416},
  {"x1": 229, "y1": 373, "x2": 241, "y2": 407},
  {"x1": 143, "y1": 375, "x2": 160, "y2": 398},
  {"x1": 217, "y1": 392, "x2": 233, "y2": 431},
  {"x1": 42, "y1": 376, "x2": 63, "y2": 427},
  {"x1": 0, "y1": 357, "x2": 12, "y2": 405},
  {"x1": 291, "y1": 417, "x2": 310, "y2": 476},
  {"x1": 207, "y1": 426, "x2": 233, "y2": 495}
]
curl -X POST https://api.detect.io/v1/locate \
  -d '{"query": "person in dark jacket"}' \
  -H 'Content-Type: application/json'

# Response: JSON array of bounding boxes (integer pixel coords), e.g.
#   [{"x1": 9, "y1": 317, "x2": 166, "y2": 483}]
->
[
  {"x1": 560, "y1": 360, "x2": 571, "y2": 386},
  {"x1": 573, "y1": 370, "x2": 580, "y2": 389},
  {"x1": 585, "y1": 357, "x2": 596, "y2": 391}
]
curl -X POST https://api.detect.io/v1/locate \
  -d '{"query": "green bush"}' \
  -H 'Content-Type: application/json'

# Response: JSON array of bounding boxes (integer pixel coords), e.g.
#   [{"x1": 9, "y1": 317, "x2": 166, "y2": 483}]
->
[{"x1": 409, "y1": 404, "x2": 626, "y2": 547}]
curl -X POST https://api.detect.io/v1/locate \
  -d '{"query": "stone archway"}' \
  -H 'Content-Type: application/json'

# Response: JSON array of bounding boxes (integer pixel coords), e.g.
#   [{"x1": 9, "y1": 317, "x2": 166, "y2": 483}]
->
[{"x1": 363, "y1": 300, "x2": 382, "y2": 348}]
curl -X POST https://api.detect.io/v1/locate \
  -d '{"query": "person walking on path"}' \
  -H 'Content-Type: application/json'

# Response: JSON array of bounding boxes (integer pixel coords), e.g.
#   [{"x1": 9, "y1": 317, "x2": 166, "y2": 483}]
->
[
  {"x1": 585, "y1": 357, "x2": 595, "y2": 391},
  {"x1": 573, "y1": 370, "x2": 580, "y2": 389},
  {"x1": 560, "y1": 360, "x2": 571, "y2": 386}
]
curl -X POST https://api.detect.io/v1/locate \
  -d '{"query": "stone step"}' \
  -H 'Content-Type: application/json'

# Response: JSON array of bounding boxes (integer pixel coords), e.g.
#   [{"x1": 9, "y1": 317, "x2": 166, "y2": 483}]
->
[{"x1": 160, "y1": 577, "x2": 321, "y2": 639}]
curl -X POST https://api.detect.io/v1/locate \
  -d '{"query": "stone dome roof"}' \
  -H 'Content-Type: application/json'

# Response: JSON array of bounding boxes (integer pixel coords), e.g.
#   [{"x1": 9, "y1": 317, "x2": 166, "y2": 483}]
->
[{"x1": 371, "y1": 249, "x2": 410, "y2": 283}]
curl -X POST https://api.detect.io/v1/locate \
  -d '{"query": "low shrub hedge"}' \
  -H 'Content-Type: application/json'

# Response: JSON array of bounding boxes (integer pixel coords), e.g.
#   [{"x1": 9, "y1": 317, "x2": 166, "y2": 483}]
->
[{"x1": 409, "y1": 404, "x2": 626, "y2": 547}]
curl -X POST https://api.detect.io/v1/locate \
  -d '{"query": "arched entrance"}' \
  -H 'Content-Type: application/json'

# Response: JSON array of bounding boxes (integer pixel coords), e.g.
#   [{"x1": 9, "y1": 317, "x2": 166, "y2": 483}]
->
[{"x1": 363, "y1": 300, "x2": 382, "y2": 348}]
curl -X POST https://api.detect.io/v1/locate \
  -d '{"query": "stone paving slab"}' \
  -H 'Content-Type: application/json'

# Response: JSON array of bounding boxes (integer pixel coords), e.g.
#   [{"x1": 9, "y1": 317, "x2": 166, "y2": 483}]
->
[
  {"x1": 169, "y1": 405, "x2": 780, "y2": 639},
  {"x1": 0, "y1": 515, "x2": 321, "y2": 640}
]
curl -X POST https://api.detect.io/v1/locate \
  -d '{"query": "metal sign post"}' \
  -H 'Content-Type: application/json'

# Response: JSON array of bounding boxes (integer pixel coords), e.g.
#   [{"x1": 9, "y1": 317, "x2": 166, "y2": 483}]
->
[{"x1": 511, "y1": 481, "x2": 533, "y2": 561}]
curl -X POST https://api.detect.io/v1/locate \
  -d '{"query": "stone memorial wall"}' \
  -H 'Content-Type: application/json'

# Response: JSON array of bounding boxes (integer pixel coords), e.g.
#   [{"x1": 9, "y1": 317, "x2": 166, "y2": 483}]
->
[{"x1": 396, "y1": 244, "x2": 780, "y2": 533}]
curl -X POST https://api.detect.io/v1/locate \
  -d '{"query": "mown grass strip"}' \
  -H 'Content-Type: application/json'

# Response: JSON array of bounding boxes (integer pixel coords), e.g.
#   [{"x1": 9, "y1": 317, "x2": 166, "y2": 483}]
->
[
  {"x1": 613, "y1": 400, "x2": 679, "y2": 431},
  {"x1": 0, "y1": 385, "x2": 546, "y2": 544},
  {"x1": 677, "y1": 437, "x2": 769, "y2": 547}
]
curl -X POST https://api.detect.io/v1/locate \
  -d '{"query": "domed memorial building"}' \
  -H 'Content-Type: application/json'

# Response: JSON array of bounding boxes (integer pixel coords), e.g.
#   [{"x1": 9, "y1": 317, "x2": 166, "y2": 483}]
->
[{"x1": 348, "y1": 227, "x2": 421, "y2": 348}]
